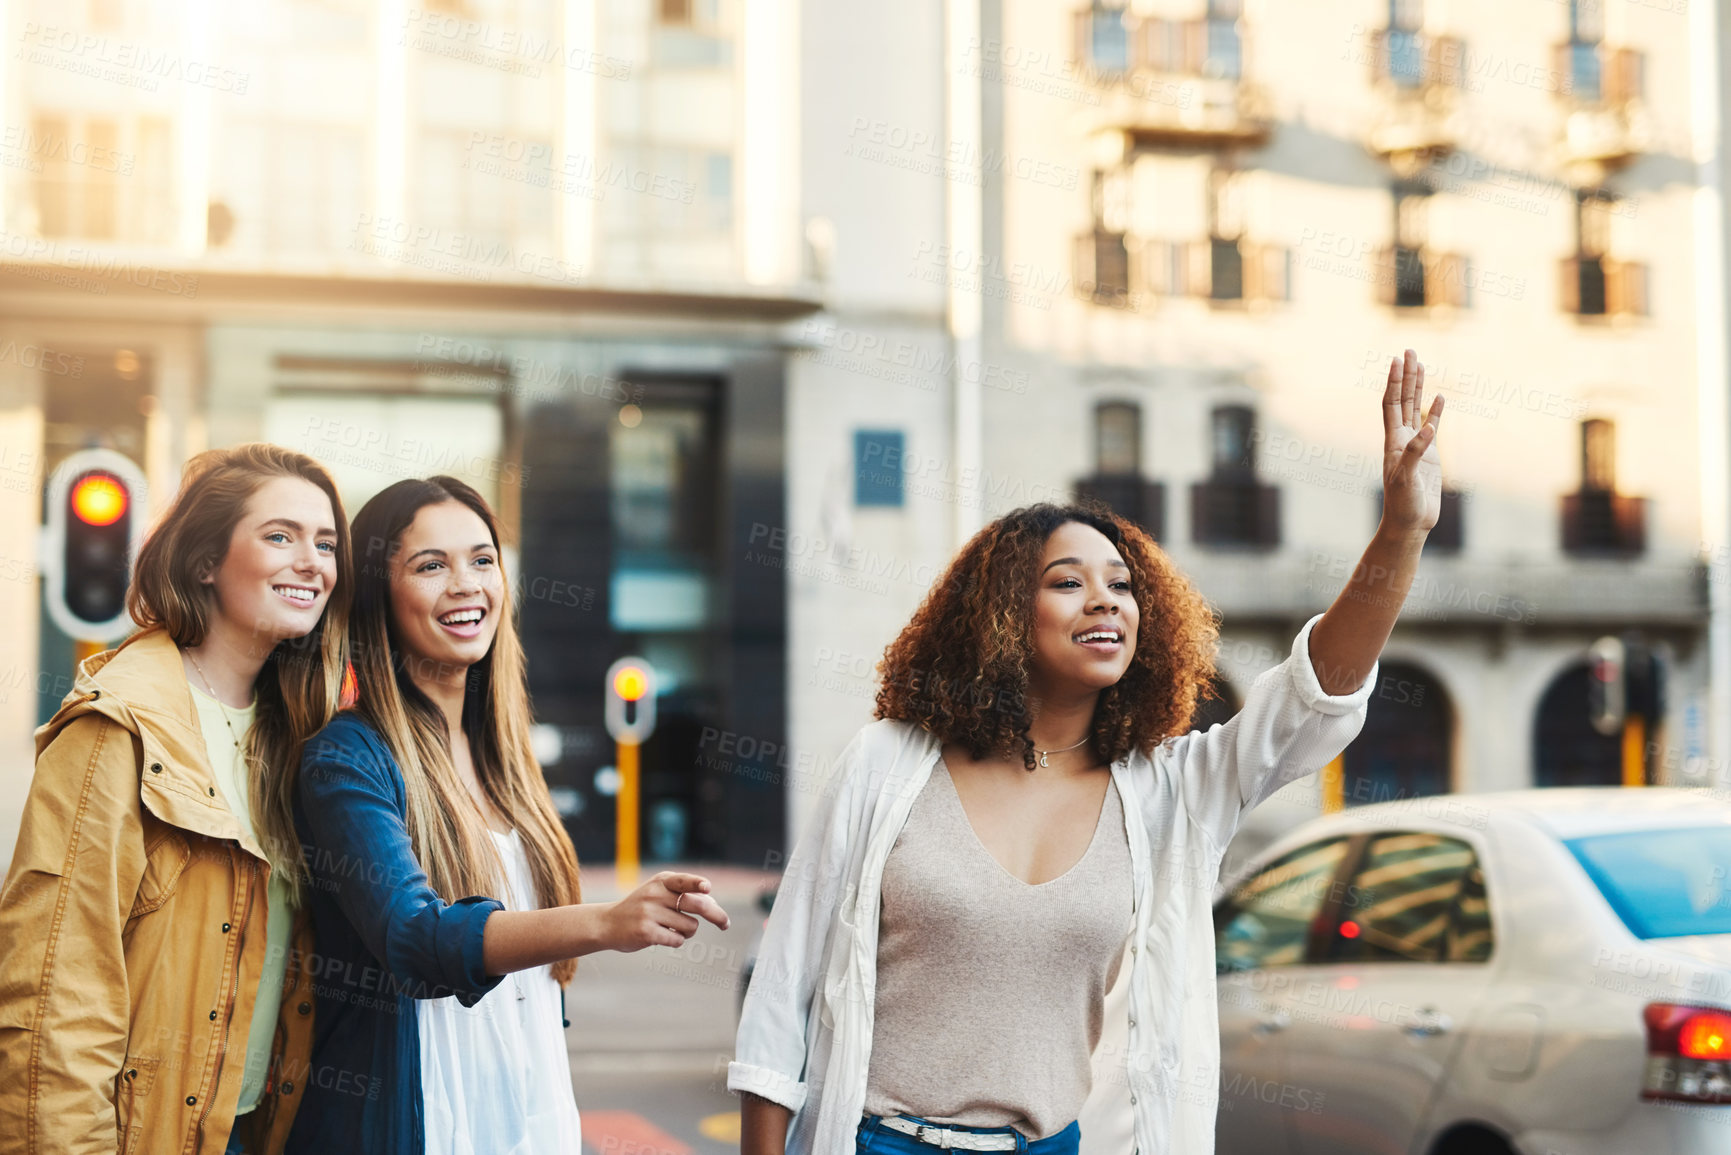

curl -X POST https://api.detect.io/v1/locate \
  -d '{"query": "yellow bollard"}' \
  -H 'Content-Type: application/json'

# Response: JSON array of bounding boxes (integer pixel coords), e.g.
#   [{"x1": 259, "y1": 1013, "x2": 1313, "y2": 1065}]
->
[
  {"x1": 1622, "y1": 714, "x2": 1645, "y2": 788},
  {"x1": 1321, "y1": 754, "x2": 1344, "y2": 814}
]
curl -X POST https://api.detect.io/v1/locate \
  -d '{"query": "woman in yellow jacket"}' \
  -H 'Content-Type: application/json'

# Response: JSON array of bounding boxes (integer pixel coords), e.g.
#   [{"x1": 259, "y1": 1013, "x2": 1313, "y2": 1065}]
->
[{"x1": 0, "y1": 444, "x2": 351, "y2": 1155}]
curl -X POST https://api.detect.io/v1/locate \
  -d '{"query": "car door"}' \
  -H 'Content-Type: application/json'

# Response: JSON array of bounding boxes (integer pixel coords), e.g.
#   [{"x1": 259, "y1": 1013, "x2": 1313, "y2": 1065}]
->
[
  {"x1": 1214, "y1": 836, "x2": 1355, "y2": 1155},
  {"x1": 1285, "y1": 830, "x2": 1496, "y2": 1155}
]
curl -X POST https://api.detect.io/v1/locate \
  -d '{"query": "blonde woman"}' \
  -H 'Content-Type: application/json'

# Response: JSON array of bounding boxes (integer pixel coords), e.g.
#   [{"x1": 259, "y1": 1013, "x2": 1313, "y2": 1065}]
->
[
  {"x1": 0, "y1": 444, "x2": 351, "y2": 1155},
  {"x1": 288, "y1": 476, "x2": 729, "y2": 1155}
]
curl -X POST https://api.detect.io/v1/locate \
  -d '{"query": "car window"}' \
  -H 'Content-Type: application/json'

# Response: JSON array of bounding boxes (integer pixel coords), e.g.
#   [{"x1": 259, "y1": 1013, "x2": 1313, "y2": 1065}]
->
[
  {"x1": 1328, "y1": 831, "x2": 1492, "y2": 964},
  {"x1": 1216, "y1": 838, "x2": 1350, "y2": 972},
  {"x1": 1565, "y1": 825, "x2": 1731, "y2": 939}
]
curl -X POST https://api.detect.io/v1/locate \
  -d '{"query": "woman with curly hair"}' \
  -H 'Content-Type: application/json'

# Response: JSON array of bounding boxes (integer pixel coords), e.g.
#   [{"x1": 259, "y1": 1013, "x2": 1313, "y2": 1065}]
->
[{"x1": 731, "y1": 352, "x2": 1446, "y2": 1155}]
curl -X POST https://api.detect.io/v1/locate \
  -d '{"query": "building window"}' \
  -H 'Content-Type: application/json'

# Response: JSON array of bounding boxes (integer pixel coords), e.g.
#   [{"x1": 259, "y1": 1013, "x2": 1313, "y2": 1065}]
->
[
  {"x1": 1207, "y1": 168, "x2": 1245, "y2": 301},
  {"x1": 1562, "y1": 417, "x2": 1645, "y2": 554},
  {"x1": 1567, "y1": 0, "x2": 1603, "y2": 100},
  {"x1": 1080, "y1": 1, "x2": 1131, "y2": 73},
  {"x1": 1212, "y1": 405, "x2": 1254, "y2": 475},
  {"x1": 1202, "y1": 0, "x2": 1242, "y2": 80},
  {"x1": 854, "y1": 430, "x2": 905, "y2": 508},
  {"x1": 1562, "y1": 190, "x2": 1646, "y2": 317},
  {"x1": 1581, "y1": 417, "x2": 1616, "y2": 492},
  {"x1": 30, "y1": 114, "x2": 175, "y2": 244},
  {"x1": 1095, "y1": 402, "x2": 1141, "y2": 475},
  {"x1": 1393, "y1": 180, "x2": 1430, "y2": 308},
  {"x1": 1386, "y1": 0, "x2": 1424, "y2": 87}
]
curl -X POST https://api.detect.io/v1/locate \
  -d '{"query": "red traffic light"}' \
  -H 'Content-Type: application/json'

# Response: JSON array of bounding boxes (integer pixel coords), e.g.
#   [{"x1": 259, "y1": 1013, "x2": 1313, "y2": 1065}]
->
[{"x1": 71, "y1": 473, "x2": 128, "y2": 526}]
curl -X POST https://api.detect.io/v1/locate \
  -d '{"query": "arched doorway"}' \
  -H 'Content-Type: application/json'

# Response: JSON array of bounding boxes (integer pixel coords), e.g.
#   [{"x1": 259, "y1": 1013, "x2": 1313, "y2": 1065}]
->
[
  {"x1": 1341, "y1": 662, "x2": 1453, "y2": 807},
  {"x1": 1191, "y1": 674, "x2": 1241, "y2": 733},
  {"x1": 1533, "y1": 661, "x2": 1623, "y2": 787}
]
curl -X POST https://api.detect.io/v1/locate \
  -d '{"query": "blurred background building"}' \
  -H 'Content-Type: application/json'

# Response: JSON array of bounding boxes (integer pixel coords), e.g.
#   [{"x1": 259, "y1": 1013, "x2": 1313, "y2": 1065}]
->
[{"x1": 1, "y1": 0, "x2": 1727, "y2": 871}]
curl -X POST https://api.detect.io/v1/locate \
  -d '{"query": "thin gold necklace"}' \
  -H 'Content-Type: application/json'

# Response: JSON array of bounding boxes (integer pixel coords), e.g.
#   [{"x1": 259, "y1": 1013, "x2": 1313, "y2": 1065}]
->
[{"x1": 185, "y1": 649, "x2": 247, "y2": 758}]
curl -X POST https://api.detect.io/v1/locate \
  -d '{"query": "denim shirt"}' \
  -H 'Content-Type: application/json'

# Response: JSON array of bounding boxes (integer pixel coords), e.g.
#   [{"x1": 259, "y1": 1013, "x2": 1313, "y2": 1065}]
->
[{"x1": 284, "y1": 712, "x2": 503, "y2": 1155}]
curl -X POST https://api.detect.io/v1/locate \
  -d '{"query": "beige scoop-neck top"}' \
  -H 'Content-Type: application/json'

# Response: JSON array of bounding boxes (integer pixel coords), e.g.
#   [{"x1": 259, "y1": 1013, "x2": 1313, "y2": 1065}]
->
[{"x1": 863, "y1": 761, "x2": 1135, "y2": 1140}]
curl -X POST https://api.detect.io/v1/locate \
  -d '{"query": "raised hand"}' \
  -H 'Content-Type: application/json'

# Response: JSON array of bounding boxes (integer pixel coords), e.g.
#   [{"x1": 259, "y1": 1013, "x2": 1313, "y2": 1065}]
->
[
  {"x1": 601, "y1": 870, "x2": 731, "y2": 952},
  {"x1": 1380, "y1": 348, "x2": 1445, "y2": 534}
]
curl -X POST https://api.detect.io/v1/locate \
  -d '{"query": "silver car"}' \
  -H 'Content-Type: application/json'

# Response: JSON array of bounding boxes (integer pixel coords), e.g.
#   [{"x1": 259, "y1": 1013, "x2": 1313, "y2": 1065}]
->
[{"x1": 1212, "y1": 787, "x2": 1731, "y2": 1155}]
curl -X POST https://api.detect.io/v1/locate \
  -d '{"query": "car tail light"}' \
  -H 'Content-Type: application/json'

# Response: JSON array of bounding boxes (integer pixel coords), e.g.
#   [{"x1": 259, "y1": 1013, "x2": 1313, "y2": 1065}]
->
[{"x1": 1642, "y1": 1003, "x2": 1731, "y2": 1104}]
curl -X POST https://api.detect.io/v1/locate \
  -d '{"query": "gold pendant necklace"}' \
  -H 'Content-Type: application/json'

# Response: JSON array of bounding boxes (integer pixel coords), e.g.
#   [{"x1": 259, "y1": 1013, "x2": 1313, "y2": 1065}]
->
[{"x1": 186, "y1": 649, "x2": 246, "y2": 757}]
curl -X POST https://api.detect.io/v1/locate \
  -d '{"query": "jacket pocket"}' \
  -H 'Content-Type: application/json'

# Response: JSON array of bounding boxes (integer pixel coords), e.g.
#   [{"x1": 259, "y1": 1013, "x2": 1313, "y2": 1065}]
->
[
  {"x1": 116, "y1": 1054, "x2": 160, "y2": 1155},
  {"x1": 129, "y1": 829, "x2": 191, "y2": 917}
]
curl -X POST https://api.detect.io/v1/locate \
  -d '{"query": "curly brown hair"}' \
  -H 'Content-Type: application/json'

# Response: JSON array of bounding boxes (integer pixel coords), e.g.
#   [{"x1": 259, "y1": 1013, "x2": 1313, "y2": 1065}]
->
[{"x1": 873, "y1": 502, "x2": 1220, "y2": 769}]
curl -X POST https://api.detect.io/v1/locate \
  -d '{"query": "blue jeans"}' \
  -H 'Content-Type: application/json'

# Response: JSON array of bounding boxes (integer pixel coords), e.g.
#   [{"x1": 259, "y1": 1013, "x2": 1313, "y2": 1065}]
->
[{"x1": 856, "y1": 1115, "x2": 1081, "y2": 1154}]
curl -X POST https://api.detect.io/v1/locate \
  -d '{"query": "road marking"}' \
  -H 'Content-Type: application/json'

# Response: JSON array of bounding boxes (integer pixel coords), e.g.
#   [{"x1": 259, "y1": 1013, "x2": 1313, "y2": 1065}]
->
[
  {"x1": 582, "y1": 1110, "x2": 693, "y2": 1155},
  {"x1": 699, "y1": 1111, "x2": 741, "y2": 1143}
]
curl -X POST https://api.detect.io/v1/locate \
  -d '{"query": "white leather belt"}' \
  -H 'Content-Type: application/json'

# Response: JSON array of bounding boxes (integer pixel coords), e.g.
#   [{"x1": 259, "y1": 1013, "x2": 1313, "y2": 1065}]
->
[{"x1": 878, "y1": 1117, "x2": 1022, "y2": 1151}]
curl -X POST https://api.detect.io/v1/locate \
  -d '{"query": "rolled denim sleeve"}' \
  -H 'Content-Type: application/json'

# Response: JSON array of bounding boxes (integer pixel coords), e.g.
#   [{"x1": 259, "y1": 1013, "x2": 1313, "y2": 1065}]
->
[{"x1": 298, "y1": 716, "x2": 503, "y2": 1006}]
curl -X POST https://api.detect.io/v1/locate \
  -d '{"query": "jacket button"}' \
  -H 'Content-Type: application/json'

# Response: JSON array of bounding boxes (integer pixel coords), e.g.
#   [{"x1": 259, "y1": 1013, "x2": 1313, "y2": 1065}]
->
[
  {"x1": 149, "y1": 762, "x2": 163, "y2": 774},
  {"x1": 185, "y1": 1096, "x2": 196, "y2": 1106},
  {"x1": 207, "y1": 787, "x2": 216, "y2": 797},
  {"x1": 209, "y1": 1010, "x2": 218, "y2": 1020},
  {"x1": 280, "y1": 1081, "x2": 295, "y2": 1094},
  {"x1": 298, "y1": 1002, "x2": 311, "y2": 1016},
  {"x1": 221, "y1": 923, "x2": 231, "y2": 933}
]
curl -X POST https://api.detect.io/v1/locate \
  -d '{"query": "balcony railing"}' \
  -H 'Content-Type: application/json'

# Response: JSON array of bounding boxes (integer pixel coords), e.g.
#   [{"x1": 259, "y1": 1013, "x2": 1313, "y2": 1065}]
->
[
  {"x1": 1076, "y1": 475, "x2": 1166, "y2": 541},
  {"x1": 1373, "y1": 246, "x2": 1470, "y2": 309},
  {"x1": 1555, "y1": 44, "x2": 1649, "y2": 175},
  {"x1": 1140, "y1": 237, "x2": 1290, "y2": 304},
  {"x1": 1192, "y1": 476, "x2": 1279, "y2": 548},
  {"x1": 1364, "y1": 28, "x2": 1465, "y2": 172},
  {"x1": 1559, "y1": 256, "x2": 1648, "y2": 318},
  {"x1": 1074, "y1": 229, "x2": 1132, "y2": 307},
  {"x1": 1562, "y1": 490, "x2": 1646, "y2": 556},
  {"x1": 1071, "y1": 9, "x2": 1271, "y2": 149}
]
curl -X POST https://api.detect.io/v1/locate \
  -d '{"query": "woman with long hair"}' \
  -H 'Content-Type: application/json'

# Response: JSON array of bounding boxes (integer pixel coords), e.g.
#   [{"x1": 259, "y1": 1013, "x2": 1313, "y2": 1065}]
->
[
  {"x1": 0, "y1": 443, "x2": 351, "y2": 1155},
  {"x1": 289, "y1": 475, "x2": 729, "y2": 1155},
  {"x1": 733, "y1": 353, "x2": 1446, "y2": 1155}
]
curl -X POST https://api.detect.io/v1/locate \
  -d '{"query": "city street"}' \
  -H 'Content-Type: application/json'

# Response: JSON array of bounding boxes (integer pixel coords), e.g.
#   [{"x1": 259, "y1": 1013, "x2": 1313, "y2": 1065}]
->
[{"x1": 565, "y1": 865, "x2": 777, "y2": 1155}]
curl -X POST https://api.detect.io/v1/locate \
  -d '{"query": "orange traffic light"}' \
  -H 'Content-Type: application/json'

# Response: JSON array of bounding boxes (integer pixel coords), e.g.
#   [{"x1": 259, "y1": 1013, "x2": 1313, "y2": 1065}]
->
[
  {"x1": 612, "y1": 664, "x2": 649, "y2": 702},
  {"x1": 71, "y1": 473, "x2": 128, "y2": 526}
]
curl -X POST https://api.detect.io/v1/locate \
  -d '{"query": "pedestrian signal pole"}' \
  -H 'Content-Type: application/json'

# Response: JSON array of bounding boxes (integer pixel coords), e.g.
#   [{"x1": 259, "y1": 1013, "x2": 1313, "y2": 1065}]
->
[
  {"x1": 604, "y1": 657, "x2": 657, "y2": 888},
  {"x1": 41, "y1": 449, "x2": 147, "y2": 661},
  {"x1": 1590, "y1": 635, "x2": 1663, "y2": 787}
]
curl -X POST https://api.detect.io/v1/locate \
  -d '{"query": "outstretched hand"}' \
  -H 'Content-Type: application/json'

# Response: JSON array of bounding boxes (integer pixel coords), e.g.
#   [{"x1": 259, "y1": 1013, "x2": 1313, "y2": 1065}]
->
[
  {"x1": 602, "y1": 871, "x2": 731, "y2": 952},
  {"x1": 1380, "y1": 348, "x2": 1445, "y2": 534}
]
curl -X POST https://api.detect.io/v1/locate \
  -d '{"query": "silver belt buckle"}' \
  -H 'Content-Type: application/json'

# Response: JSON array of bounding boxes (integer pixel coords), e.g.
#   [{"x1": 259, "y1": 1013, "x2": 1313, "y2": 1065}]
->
[{"x1": 916, "y1": 1123, "x2": 951, "y2": 1149}]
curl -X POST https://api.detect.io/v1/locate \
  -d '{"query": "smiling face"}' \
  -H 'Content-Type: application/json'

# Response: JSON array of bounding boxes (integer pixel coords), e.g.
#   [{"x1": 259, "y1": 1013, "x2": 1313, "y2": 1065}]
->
[
  {"x1": 388, "y1": 500, "x2": 502, "y2": 684},
  {"x1": 1028, "y1": 520, "x2": 1141, "y2": 699},
  {"x1": 203, "y1": 475, "x2": 338, "y2": 647}
]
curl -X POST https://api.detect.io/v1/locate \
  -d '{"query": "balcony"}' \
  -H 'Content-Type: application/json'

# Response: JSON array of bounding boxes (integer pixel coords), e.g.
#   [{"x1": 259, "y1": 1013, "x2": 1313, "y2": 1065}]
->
[
  {"x1": 1192, "y1": 476, "x2": 1279, "y2": 548},
  {"x1": 1073, "y1": 229, "x2": 1132, "y2": 307},
  {"x1": 1373, "y1": 246, "x2": 1470, "y2": 309},
  {"x1": 1562, "y1": 490, "x2": 1647, "y2": 556},
  {"x1": 1076, "y1": 475, "x2": 1166, "y2": 540},
  {"x1": 1554, "y1": 44, "x2": 1650, "y2": 180},
  {"x1": 1559, "y1": 255, "x2": 1648, "y2": 319},
  {"x1": 1364, "y1": 29, "x2": 1465, "y2": 175},
  {"x1": 1140, "y1": 237, "x2": 1290, "y2": 304},
  {"x1": 1072, "y1": 10, "x2": 1271, "y2": 150}
]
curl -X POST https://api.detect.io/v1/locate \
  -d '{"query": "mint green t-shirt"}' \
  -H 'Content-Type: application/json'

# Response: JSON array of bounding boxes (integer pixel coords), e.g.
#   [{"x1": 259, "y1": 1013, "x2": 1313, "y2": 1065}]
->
[{"x1": 190, "y1": 686, "x2": 293, "y2": 1115}]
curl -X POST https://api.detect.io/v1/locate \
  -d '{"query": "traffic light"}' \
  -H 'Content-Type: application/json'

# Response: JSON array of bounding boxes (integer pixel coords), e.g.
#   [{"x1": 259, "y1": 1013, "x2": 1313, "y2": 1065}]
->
[
  {"x1": 604, "y1": 656, "x2": 658, "y2": 743},
  {"x1": 43, "y1": 448, "x2": 147, "y2": 643},
  {"x1": 1588, "y1": 636, "x2": 1626, "y2": 737}
]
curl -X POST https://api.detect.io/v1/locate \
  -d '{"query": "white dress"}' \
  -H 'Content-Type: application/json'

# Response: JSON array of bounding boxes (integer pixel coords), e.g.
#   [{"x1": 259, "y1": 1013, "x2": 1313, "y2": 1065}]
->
[{"x1": 418, "y1": 829, "x2": 583, "y2": 1155}]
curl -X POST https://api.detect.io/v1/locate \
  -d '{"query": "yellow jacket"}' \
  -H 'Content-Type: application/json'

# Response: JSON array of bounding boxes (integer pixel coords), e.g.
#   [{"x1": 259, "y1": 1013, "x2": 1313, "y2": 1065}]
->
[{"x1": 0, "y1": 629, "x2": 314, "y2": 1155}]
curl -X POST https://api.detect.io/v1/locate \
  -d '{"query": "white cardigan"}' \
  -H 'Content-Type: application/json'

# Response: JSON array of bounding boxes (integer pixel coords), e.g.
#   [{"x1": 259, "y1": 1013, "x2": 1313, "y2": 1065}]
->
[{"x1": 729, "y1": 614, "x2": 1376, "y2": 1155}]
